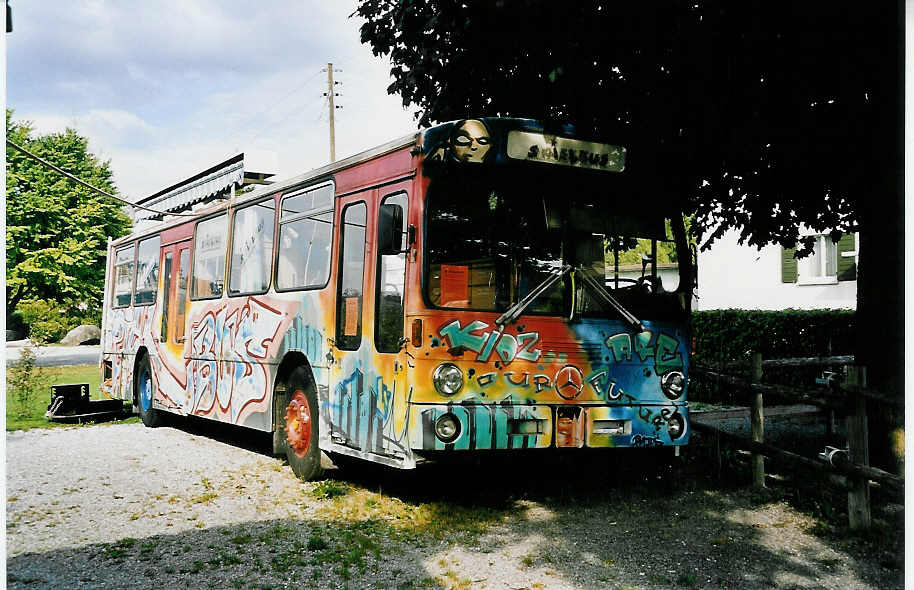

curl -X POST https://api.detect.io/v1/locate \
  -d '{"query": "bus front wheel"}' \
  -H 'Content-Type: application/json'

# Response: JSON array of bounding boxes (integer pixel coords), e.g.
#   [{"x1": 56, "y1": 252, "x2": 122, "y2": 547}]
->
[
  {"x1": 135, "y1": 354, "x2": 163, "y2": 428},
  {"x1": 283, "y1": 367, "x2": 323, "y2": 481}
]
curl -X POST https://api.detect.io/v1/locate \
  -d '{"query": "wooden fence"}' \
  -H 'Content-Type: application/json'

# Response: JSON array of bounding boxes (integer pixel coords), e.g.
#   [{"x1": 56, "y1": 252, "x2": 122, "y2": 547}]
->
[{"x1": 690, "y1": 352, "x2": 903, "y2": 530}]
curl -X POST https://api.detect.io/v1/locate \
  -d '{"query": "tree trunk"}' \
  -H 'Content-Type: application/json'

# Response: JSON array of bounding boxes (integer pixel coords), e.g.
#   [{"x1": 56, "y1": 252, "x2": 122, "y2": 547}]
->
[{"x1": 854, "y1": 3, "x2": 904, "y2": 475}]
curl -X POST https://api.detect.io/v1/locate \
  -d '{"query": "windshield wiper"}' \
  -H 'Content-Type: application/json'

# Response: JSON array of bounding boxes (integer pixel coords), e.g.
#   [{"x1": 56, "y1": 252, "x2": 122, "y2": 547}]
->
[
  {"x1": 574, "y1": 266, "x2": 645, "y2": 332},
  {"x1": 495, "y1": 264, "x2": 572, "y2": 328}
]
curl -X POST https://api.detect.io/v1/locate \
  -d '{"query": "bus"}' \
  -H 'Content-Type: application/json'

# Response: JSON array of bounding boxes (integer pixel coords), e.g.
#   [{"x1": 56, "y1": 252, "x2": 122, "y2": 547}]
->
[{"x1": 100, "y1": 117, "x2": 694, "y2": 480}]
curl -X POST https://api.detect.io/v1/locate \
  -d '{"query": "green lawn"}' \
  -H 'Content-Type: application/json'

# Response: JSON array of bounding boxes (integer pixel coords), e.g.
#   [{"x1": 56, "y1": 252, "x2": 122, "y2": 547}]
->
[{"x1": 6, "y1": 363, "x2": 138, "y2": 431}]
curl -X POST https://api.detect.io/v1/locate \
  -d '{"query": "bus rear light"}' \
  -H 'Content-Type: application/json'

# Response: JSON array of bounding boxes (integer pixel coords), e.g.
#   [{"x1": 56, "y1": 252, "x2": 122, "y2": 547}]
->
[
  {"x1": 434, "y1": 413, "x2": 461, "y2": 443},
  {"x1": 411, "y1": 318, "x2": 423, "y2": 347}
]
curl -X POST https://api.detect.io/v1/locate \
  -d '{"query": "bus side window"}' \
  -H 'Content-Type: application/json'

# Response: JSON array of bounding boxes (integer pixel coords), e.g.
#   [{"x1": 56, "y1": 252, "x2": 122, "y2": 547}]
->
[
  {"x1": 192, "y1": 215, "x2": 227, "y2": 299},
  {"x1": 375, "y1": 193, "x2": 408, "y2": 353},
  {"x1": 161, "y1": 252, "x2": 172, "y2": 340},
  {"x1": 175, "y1": 248, "x2": 189, "y2": 342},
  {"x1": 276, "y1": 184, "x2": 334, "y2": 290},
  {"x1": 336, "y1": 201, "x2": 367, "y2": 350},
  {"x1": 229, "y1": 198, "x2": 275, "y2": 295},
  {"x1": 134, "y1": 235, "x2": 161, "y2": 305},
  {"x1": 112, "y1": 245, "x2": 135, "y2": 308}
]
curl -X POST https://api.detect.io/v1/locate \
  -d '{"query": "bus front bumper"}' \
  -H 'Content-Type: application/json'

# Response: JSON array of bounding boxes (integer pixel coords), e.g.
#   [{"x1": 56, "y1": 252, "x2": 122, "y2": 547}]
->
[{"x1": 408, "y1": 403, "x2": 689, "y2": 451}]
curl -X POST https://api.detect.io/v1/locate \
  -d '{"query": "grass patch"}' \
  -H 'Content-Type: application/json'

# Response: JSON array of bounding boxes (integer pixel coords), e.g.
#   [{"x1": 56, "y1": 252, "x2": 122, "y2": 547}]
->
[
  {"x1": 100, "y1": 537, "x2": 137, "y2": 560},
  {"x1": 190, "y1": 491, "x2": 219, "y2": 505},
  {"x1": 311, "y1": 479, "x2": 349, "y2": 500},
  {"x1": 314, "y1": 485, "x2": 516, "y2": 545},
  {"x1": 677, "y1": 572, "x2": 698, "y2": 586}
]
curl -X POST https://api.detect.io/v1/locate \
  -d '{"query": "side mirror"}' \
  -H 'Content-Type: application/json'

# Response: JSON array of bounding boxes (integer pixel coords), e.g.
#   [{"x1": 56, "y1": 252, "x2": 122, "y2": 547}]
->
[{"x1": 378, "y1": 203, "x2": 404, "y2": 255}]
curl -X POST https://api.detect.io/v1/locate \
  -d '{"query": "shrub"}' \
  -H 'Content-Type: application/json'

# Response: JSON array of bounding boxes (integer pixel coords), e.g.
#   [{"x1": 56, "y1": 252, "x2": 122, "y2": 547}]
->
[
  {"x1": 7, "y1": 341, "x2": 48, "y2": 419},
  {"x1": 690, "y1": 309, "x2": 855, "y2": 404},
  {"x1": 16, "y1": 300, "x2": 70, "y2": 343},
  {"x1": 13, "y1": 299, "x2": 99, "y2": 344}
]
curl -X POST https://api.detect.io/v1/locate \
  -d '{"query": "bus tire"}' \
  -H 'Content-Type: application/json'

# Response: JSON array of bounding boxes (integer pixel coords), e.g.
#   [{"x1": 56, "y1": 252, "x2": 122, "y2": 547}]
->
[
  {"x1": 283, "y1": 367, "x2": 323, "y2": 481},
  {"x1": 135, "y1": 354, "x2": 163, "y2": 428}
]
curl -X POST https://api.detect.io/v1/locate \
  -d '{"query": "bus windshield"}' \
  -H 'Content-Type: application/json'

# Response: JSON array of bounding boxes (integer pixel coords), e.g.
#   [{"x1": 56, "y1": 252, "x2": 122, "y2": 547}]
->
[{"x1": 425, "y1": 171, "x2": 688, "y2": 320}]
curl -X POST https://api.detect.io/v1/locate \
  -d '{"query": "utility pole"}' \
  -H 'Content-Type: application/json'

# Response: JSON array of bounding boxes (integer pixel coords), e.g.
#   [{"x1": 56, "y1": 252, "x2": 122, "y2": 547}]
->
[{"x1": 323, "y1": 63, "x2": 342, "y2": 162}]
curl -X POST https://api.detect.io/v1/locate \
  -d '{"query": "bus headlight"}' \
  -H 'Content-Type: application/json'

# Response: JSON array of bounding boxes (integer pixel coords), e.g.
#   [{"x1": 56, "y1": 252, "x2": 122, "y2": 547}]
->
[
  {"x1": 434, "y1": 413, "x2": 461, "y2": 443},
  {"x1": 433, "y1": 363, "x2": 463, "y2": 396},
  {"x1": 661, "y1": 371, "x2": 685, "y2": 400},
  {"x1": 667, "y1": 413, "x2": 685, "y2": 440}
]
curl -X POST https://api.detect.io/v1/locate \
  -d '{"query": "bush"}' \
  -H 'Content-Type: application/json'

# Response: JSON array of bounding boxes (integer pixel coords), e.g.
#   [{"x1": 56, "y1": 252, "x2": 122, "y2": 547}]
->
[
  {"x1": 7, "y1": 341, "x2": 48, "y2": 419},
  {"x1": 13, "y1": 299, "x2": 99, "y2": 344},
  {"x1": 690, "y1": 309, "x2": 855, "y2": 404}
]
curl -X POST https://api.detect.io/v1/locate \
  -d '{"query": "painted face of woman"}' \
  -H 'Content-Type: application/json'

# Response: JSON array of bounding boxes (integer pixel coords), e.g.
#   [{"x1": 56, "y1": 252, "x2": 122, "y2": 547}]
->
[{"x1": 451, "y1": 119, "x2": 491, "y2": 163}]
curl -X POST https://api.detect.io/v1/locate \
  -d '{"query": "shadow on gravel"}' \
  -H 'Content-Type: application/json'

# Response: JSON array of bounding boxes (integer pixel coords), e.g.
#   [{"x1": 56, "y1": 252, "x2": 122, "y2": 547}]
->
[
  {"x1": 8, "y1": 442, "x2": 903, "y2": 590},
  {"x1": 15, "y1": 416, "x2": 896, "y2": 590},
  {"x1": 161, "y1": 414, "x2": 275, "y2": 456}
]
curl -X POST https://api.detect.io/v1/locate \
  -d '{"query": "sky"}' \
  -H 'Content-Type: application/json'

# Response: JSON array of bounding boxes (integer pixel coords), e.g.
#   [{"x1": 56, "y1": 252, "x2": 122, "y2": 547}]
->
[{"x1": 6, "y1": 1, "x2": 419, "y2": 202}]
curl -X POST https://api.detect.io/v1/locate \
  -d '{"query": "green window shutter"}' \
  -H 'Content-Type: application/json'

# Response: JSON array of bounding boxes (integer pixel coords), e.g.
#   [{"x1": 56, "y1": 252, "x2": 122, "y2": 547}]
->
[
  {"x1": 836, "y1": 233, "x2": 857, "y2": 281},
  {"x1": 781, "y1": 246, "x2": 798, "y2": 283}
]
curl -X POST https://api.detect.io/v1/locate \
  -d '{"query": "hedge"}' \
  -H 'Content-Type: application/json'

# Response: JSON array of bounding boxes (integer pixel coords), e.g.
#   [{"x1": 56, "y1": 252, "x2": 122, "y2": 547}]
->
[{"x1": 689, "y1": 309, "x2": 855, "y2": 404}]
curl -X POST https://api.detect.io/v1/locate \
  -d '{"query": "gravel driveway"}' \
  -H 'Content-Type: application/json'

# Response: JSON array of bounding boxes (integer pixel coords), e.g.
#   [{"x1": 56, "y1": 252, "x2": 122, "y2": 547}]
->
[{"x1": 6, "y1": 421, "x2": 903, "y2": 589}]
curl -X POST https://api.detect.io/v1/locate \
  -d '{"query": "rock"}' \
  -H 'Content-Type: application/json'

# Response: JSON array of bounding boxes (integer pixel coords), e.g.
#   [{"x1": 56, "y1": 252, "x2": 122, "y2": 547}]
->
[{"x1": 60, "y1": 325, "x2": 101, "y2": 346}]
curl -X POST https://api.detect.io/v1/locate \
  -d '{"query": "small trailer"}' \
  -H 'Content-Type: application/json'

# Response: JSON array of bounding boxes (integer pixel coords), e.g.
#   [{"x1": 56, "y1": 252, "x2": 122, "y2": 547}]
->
[{"x1": 46, "y1": 384, "x2": 125, "y2": 424}]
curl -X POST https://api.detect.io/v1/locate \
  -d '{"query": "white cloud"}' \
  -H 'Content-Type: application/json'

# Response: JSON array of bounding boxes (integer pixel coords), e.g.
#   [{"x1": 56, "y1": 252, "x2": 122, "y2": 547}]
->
[{"x1": 8, "y1": 1, "x2": 422, "y2": 200}]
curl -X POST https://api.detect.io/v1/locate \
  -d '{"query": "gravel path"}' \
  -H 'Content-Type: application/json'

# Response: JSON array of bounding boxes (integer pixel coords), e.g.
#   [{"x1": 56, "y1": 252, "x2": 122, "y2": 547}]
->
[{"x1": 6, "y1": 421, "x2": 904, "y2": 590}]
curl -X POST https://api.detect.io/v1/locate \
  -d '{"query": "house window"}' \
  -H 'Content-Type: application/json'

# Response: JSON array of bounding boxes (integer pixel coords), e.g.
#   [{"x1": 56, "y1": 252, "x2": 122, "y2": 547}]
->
[
  {"x1": 781, "y1": 233, "x2": 856, "y2": 284},
  {"x1": 798, "y1": 235, "x2": 837, "y2": 284}
]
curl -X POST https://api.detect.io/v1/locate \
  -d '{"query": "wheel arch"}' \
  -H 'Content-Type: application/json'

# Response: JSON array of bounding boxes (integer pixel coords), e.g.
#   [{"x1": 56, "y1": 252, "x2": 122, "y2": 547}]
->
[
  {"x1": 271, "y1": 351, "x2": 319, "y2": 454},
  {"x1": 132, "y1": 346, "x2": 151, "y2": 406}
]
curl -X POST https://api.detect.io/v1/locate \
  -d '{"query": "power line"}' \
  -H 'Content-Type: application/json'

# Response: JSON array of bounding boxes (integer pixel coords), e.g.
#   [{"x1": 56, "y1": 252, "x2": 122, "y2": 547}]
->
[
  {"x1": 5, "y1": 138, "x2": 197, "y2": 218},
  {"x1": 220, "y1": 67, "x2": 326, "y2": 153}
]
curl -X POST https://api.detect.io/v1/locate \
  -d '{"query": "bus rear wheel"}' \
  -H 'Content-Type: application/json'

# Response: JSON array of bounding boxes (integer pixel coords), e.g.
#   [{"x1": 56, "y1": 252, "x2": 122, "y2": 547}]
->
[
  {"x1": 283, "y1": 367, "x2": 323, "y2": 481},
  {"x1": 135, "y1": 355, "x2": 163, "y2": 428}
]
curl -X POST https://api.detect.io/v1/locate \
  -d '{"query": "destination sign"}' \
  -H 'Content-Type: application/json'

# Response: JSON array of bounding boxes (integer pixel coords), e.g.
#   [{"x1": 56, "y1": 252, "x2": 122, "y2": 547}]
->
[{"x1": 506, "y1": 130, "x2": 626, "y2": 172}]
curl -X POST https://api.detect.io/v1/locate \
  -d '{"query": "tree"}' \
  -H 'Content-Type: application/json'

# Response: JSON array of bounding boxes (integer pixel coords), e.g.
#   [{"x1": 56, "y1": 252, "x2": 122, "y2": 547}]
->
[
  {"x1": 356, "y1": 1, "x2": 902, "y2": 469},
  {"x1": 6, "y1": 110, "x2": 132, "y2": 326}
]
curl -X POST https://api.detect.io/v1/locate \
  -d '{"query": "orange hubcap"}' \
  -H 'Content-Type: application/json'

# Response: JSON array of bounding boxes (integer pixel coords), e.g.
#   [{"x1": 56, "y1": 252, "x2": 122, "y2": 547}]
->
[{"x1": 285, "y1": 390, "x2": 312, "y2": 458}]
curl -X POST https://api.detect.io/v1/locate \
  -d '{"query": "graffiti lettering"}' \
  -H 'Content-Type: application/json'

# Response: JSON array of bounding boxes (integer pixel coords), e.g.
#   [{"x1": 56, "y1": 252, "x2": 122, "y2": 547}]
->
[
  {"x1": 584, "y1": 370, "x2": 624, "y2": 402},
  {"x1": 504, "y1": 371, "x2": 530, "y2": 388},
  {"x1": 604, "y1": 330, "x2": 683, "y2": 375},
  {"x1": 438, "y1": 320, "x2": 542, "y2": 365},
  {"x1": 637, "y1": 406, "x2": 681, "y2": 434},
  {"x1": 477, "y1": 372, "x2": 497, "y2": 388},
  {"x1": 606, "y1": 334, "x2": 632, "y2": 362},
  {"x1": 631, "y1": 434, "x2": 664, "y2": 448},
  {"x1": 190, "y1": 298, "x2": 285, "y2": 422},
  {"x1": 532, "y1": 374, "x2": 552, "y2": 393}
]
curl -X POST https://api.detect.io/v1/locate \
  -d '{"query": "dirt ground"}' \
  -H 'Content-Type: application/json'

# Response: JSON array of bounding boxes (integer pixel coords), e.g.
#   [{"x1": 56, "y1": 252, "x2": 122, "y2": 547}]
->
[{"x1": 6, "y1": 418, "x2": 904, "y2": 590}]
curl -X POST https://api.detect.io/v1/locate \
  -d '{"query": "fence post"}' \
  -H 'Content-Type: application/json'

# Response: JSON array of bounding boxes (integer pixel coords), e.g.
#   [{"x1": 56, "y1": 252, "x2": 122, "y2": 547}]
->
[
  {"x1": 846, "y1": 365, "x2": 871, "y2": 530},
  {"x1": 750, "y1": 351, "x2": 765, "y2": 489}
]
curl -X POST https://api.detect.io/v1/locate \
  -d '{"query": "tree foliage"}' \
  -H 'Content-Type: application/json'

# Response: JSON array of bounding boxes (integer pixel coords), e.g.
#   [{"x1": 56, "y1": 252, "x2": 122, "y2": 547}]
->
[
  {"x1": 356, "y1": 1, "x2": 897, "y2": 254},
  {"x1": 357, "y1": 1, "x2": 902, "y2": 466},
  {"x1": 6, "y1": 110, "x2": 132, "y2": 321}
]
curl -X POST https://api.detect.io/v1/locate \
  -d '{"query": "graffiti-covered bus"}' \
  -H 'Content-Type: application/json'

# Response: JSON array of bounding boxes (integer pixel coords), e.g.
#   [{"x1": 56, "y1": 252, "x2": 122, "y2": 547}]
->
[{"x1": 101, "y1": 117, "x2": 694, "y2": 480}]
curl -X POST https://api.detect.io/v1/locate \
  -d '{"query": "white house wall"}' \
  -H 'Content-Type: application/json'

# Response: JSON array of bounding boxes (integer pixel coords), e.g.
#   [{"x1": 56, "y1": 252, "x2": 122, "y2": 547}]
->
[{"x1": 694, "y1": 229, "x2": 857, "y2": 311}]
